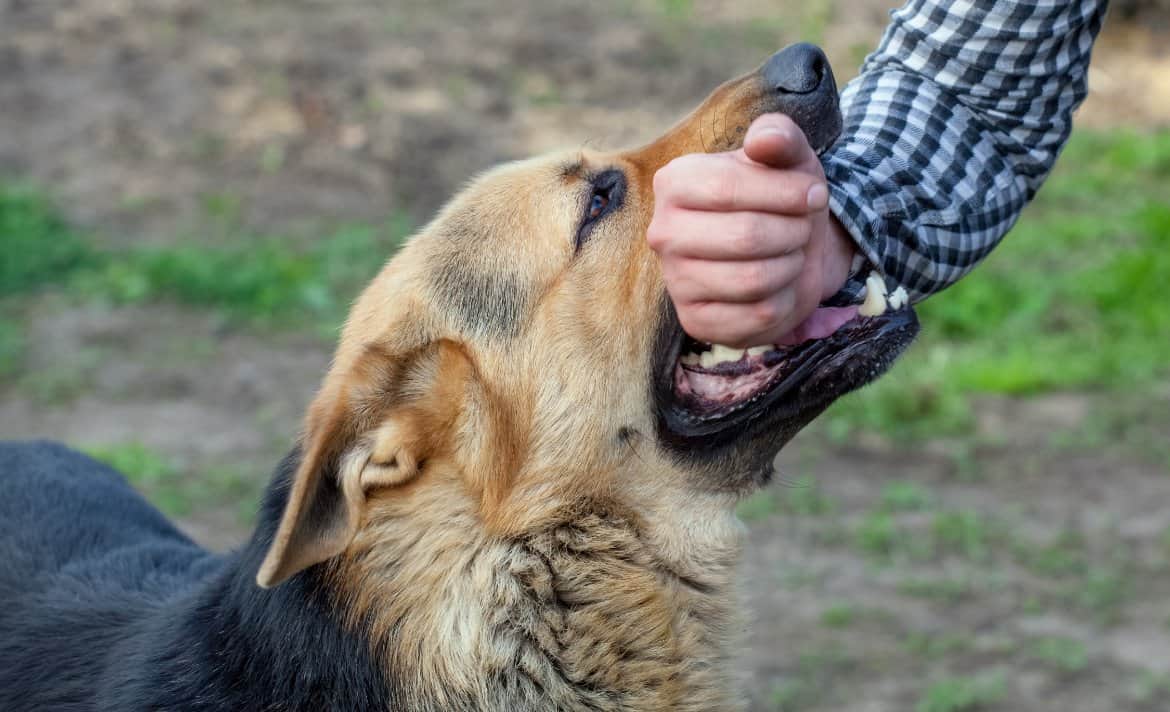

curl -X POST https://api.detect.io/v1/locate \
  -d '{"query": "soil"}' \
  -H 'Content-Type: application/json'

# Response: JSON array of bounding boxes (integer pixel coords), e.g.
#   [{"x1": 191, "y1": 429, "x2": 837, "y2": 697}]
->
[{"x1": 1, "y1": 2, "x2": 1168, "y2": 709}]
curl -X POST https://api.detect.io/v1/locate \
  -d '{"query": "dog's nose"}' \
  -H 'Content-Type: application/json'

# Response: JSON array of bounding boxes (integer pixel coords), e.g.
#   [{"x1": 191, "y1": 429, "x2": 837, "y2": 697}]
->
[
  {"x1": 760, "y1": 43, "x2": 842, "y2": 154},
  {"x1": 764, "y1": 42, "x2": 830, "y2": 95}
]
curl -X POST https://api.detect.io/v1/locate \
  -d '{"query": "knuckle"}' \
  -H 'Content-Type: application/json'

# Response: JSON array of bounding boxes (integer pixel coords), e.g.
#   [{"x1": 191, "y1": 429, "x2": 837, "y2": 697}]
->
[
  {"x1": 739, "y1": 262, "x2": 772, "y2": 299},
  {"x1": 749, "y1": 299, "x2": 780, "y2": 329},
  {"x1": 652, "y1": 163, "x2": 676, "y2": 196},
  {"x1": 787, "y1": 217, "x2": 813, "y2": 248},
  {"x1": 645, "y1": 218, "x2": 670, "y2": 251},
  {"x1": 785, "y1": 178, "x2": 815, "y2": 213},
  {"x1": 790, "y1": 220, "x2": 809, "y2": 249},
  {"x1": 660, "y1": 261, "x2": 689, "y2": 292},
  {"x1": 787, "y1": 249, "x2": 807, "y2": 273},
  {"x1": 677, "y1": 310, "x2": 710, "y2": 340},
  {"x1": 730, "y1": 214, "x2": 768, "y2": 256},
  {"x1": 657, "y1": 155, "x2": 700, "y2": 190},
  {"x1": 704, "y1": 161, "x2": 739, "y2": 209}
]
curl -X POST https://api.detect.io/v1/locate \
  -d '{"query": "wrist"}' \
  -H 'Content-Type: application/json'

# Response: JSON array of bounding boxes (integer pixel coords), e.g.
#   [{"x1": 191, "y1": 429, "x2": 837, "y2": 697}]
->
[{"x1": 819, "y1": 214, "x2": 857, "y2": 301}]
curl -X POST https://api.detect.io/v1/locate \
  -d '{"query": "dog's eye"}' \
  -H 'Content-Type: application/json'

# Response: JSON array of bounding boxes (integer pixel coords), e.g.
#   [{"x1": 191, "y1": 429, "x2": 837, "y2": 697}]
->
[
  {"x1": 588, "y1": 192, "x2": 610, "y2": 220},
  {"x1": 575, "y1": 170, "x2": 625, "y2": 251}
]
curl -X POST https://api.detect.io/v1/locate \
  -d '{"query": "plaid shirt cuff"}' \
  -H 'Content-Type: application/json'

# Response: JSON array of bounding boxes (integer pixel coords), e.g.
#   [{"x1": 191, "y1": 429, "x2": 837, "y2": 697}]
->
[{"x1": 820, "y1": 0, "x2": 1106, "y2": 306}]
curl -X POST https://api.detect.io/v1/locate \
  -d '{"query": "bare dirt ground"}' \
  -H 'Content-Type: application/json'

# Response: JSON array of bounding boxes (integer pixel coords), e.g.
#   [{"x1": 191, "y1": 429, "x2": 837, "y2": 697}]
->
[{"x1": 2, "y1": 2, "x2": 1169, "y2": 709}]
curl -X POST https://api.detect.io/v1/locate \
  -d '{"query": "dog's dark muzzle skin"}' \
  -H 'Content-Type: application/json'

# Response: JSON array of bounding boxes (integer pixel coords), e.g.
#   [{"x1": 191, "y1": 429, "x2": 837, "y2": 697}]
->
[
  {"x1": 761, "y1": 43, "x2": 843, "y2": 154},
  {"x1": 652, "y1": 305, "x2": 919, "y2": 492}
]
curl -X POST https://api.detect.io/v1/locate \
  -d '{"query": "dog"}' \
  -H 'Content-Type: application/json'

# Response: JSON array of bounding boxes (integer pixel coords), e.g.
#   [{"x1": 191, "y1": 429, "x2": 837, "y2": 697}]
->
[{"x1": 0, "y1": 43, "x2": 916, "y2": 711}]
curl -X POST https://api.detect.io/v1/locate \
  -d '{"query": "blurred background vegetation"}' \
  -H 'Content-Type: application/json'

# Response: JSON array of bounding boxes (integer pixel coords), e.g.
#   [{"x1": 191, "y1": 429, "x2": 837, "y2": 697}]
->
[{"x1": 1, "y1": 1, "x2": 1167, "y2": 710}]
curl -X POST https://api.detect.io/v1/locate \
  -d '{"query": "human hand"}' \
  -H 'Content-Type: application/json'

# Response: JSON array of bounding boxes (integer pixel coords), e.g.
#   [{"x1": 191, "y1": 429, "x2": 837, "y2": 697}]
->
[{"x1": 647, "y1": 113, "x2": 857, "y2": 348}]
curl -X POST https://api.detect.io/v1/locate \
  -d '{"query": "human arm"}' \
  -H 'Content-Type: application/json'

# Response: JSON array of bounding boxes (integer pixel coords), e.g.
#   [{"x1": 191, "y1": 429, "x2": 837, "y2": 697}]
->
[
  {"x1": 823, "y1": 0, "x2": 1108, "y2": 304},
  {"x1": 648, "y1": 0, "x2": 1109, "y2": 345}
]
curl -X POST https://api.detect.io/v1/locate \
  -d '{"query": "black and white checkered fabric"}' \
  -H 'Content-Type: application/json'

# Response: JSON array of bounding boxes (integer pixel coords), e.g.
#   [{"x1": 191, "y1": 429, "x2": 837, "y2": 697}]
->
[{"x1": 822, "y1": 0, "x2": 1108, "y2": 305}]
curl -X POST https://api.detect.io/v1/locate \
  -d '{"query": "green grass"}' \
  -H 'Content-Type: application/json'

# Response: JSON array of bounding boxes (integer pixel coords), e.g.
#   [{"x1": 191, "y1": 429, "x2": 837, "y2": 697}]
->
[
  {"x1": 881, "y1": 481, "x2": 933, "y2": 512},
  {"x1": 781, "y1": 474, "x2": 836, "y2": 515},
  {"x1": 736, "y1": 489, "x2": 780, "y2": 521},
  {"x1": 823, "y1": 129, "x2": 1170, "y2": 441},
  {"x1": 903, "y1": 633, "x2": 971, "y2": 658},
  {"x1": 1133, "y1": 670, "x2": 1170, "y2": 703},
  {"x1": 916, "y1": 673, "x2": 1007, "y2": 712},
  {"x1": 0, "y1": 182, "x2": 93, "y2": 296},
  {"x1": 769, "y1": 678, "x2": 816, "y2": 711},
  {"x1": 72, "y1": 220, "x2": 411, "y2": 331},
  {"x1": 931, "y1": 510, "x2": 990, "y2": 561},
  {"x1": 653, "y1": 0, "x2": 694, "y2": 19},
  {"x1": 84, "y1": 442, "x2": 264, "y2": 522},
  {"x1": 854, "y1": 511, "x2": 901, "y2": 560},
  {"x1": 0, "y1": 182, "x2": 413, "y2": 343},
  {"x1": 1012, "y1": 530, "x2": 1088, "y2": 577},
  {"x1": 737, "y1": 474, "x2": 837, "y2": 521},
  {"x1": 896, "y1": 575, "x2": 977, "y2": 603},
  {"x1": 852, "y1": 504, "x2": 1005, "y2": 565},
  {"x1": 83, "y1": 442, "x2": 188, "y2": 516},
  {"x1": 0, "y1": 314, "x2": 23, "y2": 378},
  {"x1": 819, "y1": 602, "x2": 856, "y2": 628},
  {"x1": 1026, "y1": 636, "x2": 1088, "y2": 673},
  {"x1": 1074, "y1": 566, "x2": 1130, "y2": 620}
]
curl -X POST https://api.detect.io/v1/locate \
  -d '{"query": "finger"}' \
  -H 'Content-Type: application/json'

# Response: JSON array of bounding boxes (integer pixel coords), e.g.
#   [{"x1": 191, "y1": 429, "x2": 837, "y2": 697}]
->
[
  {"x1": 742, "y1": 114, "x2": 817, "y2": 169},
  {"x1": 665, "y1": 253, "x2": 806, "y2": 304},
  {"x1": 675, "y1": 292, "x2": 800, "y2": 348},
  {"x1": 648, "y1": 209, "x2": 812, "y2": 260},
  {"x1": 654, "y1": 152, "x2": 826, "y2": 214}
]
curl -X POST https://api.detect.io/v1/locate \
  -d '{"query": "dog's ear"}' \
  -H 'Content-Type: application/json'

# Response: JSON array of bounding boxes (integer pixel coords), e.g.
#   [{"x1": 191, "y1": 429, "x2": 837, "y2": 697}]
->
[{"x1": 256, "y1": 340, "x2": 472, "y2": 588}]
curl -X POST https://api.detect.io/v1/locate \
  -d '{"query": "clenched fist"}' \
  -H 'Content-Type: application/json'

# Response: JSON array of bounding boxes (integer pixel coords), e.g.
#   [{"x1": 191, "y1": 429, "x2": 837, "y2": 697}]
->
[{"x1": 647, "y1": 113, "x2": 857, "y2": 348}]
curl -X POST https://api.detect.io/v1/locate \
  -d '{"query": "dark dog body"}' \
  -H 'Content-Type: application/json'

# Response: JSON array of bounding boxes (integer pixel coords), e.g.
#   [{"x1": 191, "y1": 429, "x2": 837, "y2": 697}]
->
[{"x1": 0, "y1": 441, "x2": 389, "y2": 712}]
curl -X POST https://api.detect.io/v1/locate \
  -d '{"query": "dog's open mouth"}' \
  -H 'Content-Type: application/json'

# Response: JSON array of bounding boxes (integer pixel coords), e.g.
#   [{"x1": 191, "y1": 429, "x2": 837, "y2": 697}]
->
[{"x1": 656, "y1": 274, "x2": 919, "y2": 448}]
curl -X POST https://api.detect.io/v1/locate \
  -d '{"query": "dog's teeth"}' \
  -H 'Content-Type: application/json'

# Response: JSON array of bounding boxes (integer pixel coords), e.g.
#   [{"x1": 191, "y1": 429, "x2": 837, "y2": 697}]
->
[
  {"x1": 861, "y1": 278, "x2": 884, "y2": 315},
  {"x1": 859, "y1": 272, "x2": 888, "y2": 317},
  {"x1": 859, "y1": 289, "x2": 887, "y2": 317},
  {"x1": 745, "y1": 345, "x2": 770, "y2": 358},
  {"x1": 887, "y1": 286, "x2": 909, "y2": 310},
  {"x1": 698, "y1": 350, "x2": 721, "y2": 369},
  {"x1": 710, "y1": 344, "x2": 743, "y2": 364},
  {"x1": 680, "y1": 352, "x2": 701, "y2": 366}
]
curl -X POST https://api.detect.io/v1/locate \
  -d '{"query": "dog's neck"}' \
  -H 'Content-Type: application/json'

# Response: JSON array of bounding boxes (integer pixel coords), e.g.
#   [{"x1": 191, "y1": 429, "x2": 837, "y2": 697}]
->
[
  {"x1": 327, "y1": 467, "x2": 747, "y2": 711},
  {"x1": 138, "y1": 454, "x2": 746, "y2": 711}
]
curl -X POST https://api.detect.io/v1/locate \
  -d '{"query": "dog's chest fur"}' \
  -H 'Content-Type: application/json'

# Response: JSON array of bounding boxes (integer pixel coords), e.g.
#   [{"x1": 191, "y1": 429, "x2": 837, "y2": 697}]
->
[{"x1": 340, "y1": 504, "x2": 742, "y2": 711}]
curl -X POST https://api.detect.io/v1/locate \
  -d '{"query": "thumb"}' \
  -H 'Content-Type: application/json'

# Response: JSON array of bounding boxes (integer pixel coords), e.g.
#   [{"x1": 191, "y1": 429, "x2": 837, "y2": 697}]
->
[{"x1": 742, "y1": 113, "x2": 816, "y2": 169}]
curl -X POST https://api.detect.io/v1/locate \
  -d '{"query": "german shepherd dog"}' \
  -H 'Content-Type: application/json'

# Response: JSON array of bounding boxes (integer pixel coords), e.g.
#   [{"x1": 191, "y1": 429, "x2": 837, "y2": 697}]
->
[{"x1": 0, "y1": 44, "x2": 916, "y2": 711}]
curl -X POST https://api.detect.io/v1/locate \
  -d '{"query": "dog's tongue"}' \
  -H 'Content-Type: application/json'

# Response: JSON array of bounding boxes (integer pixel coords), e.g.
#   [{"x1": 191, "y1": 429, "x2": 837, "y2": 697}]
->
[{"x1": 775, "y1": 306, "x2": 859, "y2": 346}]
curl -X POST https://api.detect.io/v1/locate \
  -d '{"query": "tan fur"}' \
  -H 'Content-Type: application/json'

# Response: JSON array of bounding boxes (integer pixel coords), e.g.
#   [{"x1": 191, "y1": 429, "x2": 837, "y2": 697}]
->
[{"x1": 258, "y1": 63, "x2": 789, "y2": 710}]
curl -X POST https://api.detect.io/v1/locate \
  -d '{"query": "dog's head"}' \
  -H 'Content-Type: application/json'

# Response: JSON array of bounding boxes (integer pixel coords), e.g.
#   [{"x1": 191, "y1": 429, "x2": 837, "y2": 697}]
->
[{"x1": 257, "y1": 44, "x2": 916, "y2": 588}]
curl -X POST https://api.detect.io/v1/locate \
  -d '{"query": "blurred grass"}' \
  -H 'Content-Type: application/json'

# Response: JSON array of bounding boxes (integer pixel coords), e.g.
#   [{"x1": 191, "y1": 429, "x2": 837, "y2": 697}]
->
[
  {"x1": 0, "y1": 313, "x2": 23, "y2": 378},
  {"x1": 0, "y1": 192, "x2": 412, "y2": 339},
  {"x1": 83, "y1": 442, "x2": 188, "y2": 515},
  {"x1": 822, "y1": 129, "x2": 1170, "y2": 441},
  {"x1": 916, "y1": 673, "x2": 1007, "y2": 712},
  {"x1": 70, "y1": 220, "x2": 411, "y2": 332},
  {"x1": 84, "y1": 441, "x2": 264, "y2": 522},
  {"x1": 0, "y1": 183, "x2": 92, "y2": 296}
]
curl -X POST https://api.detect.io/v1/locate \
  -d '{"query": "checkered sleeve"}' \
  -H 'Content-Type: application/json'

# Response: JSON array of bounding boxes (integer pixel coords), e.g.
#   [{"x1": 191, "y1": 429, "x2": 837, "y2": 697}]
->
[{"x1": 822, "y1": 0, "x2": 1108, "y2": 305}]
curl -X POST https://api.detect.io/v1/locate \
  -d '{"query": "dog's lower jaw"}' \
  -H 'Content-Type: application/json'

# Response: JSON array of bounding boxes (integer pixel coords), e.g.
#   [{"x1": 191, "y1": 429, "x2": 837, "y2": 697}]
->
[{"x1": 335, "y1": 496, "x2": 747, "y2": 712}]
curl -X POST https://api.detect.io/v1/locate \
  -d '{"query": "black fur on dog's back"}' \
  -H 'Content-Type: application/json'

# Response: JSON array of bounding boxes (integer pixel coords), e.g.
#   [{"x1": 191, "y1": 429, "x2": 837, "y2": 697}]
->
[{"x1": 0, "y1": 441, "x2": 394, "y2": 711}]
